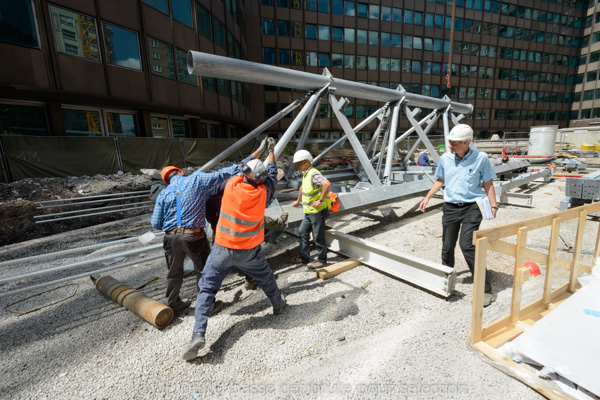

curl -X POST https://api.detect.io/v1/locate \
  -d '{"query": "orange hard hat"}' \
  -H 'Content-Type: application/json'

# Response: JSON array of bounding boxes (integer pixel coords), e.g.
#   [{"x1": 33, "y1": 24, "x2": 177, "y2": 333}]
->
[
  {"x1": 524, "y1": 261, "x2": 540, "y2": 277},
  {"x1": 161, "y1": 166, "x2": 182, "y2": 184}
]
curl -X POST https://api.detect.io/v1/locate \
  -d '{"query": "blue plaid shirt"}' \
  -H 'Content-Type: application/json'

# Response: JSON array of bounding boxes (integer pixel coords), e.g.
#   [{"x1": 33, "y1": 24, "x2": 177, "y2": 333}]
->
[{"x1": 151, "y1": 164, "x2": 240, "y2": 231}]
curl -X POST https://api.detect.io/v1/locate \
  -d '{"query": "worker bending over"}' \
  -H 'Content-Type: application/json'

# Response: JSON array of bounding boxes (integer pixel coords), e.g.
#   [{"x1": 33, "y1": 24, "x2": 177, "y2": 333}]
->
[
  {"x1": 291, "y1": 150, "x2": 332, "y2": 269},
  {"x1": 183, "y1": 138, "x2": 285, "y2": 361}
]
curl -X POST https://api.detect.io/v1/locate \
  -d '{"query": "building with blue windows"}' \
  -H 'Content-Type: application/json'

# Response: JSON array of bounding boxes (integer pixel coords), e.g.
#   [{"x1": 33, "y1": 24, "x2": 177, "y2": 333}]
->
[{"x1": 0, "y1": 0, "x2": 596, "y2": 141}]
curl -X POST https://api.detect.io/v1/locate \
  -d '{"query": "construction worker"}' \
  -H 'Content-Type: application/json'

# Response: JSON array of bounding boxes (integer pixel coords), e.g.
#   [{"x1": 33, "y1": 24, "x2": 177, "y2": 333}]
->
[
  {"x1": 151, "y1": 138, "x2": 272, "y2": 313},
  {"x1": 417, "y1": 150, "x2": 430, "y2": 166},
  {"x1": 418, "y1": 124, "x2": 498, "y2": 307},
  {"x1": 291, "y1": 150, "x2": 331, "y2": 269},
  {"x1": 183, "y1": 138, "x2": 285, "y2": 361}
]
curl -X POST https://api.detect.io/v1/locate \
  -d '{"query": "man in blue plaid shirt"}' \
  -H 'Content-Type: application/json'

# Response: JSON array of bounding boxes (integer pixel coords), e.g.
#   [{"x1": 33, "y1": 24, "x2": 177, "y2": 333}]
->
[{"x1": 151, "y1": 138, "x2": 272, "y2": 313}]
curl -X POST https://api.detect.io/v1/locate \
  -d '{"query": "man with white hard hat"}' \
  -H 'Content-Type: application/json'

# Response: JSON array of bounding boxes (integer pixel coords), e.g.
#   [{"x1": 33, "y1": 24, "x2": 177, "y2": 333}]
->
[
  {"x1": 418, "y1": 124, "x2": 498, "y2": 307},
  {"x1": 183, "y1": 137, "x2": 286, "y2": 361},
  {"x1": 291, "y1": 149, "x2": 332, "y2": 269}
]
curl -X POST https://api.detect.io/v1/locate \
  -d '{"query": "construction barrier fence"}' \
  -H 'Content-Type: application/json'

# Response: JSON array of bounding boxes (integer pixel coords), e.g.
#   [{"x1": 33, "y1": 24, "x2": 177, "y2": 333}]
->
[{"x1": 0, "y1": 136, "x2": 255, "y2": 183}]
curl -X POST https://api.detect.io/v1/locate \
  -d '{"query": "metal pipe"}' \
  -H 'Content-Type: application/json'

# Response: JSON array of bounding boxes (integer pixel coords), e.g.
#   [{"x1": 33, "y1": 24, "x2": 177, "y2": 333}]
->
[
  {"x1": 0, "y1": 232, "x2": 164, "y2": 268},
  {"x1": 383, "y1": 103, "x2": 401, "y2": 182},
  {"x1": 35, "y1": 204, "x2": 154, "y2": 224},
  {"x1": 199, "y1": 99, "x2": 303, "y2": 172},
  {"x1": 0, "y1": 243, "x2": 163, "y2": 285},
  {"x1": 36, "y1": 194, "x2": 151, "y2": 209},
  {"x1": 93, "y1": 275, "x2": 173, "y2": 329},
  {"x1": 274, "y1": 86, "x2": 330, "y2": 159},
  {"x1": 442, "y1": 107, "x2": 451, "y2": 154},
  {"x1": 312, "y1": 105, "x2": 386, "y2": 165},
  {"x1": 188, "y1": 51, "x2": 473, "y2": 114},
  {"x1": 0, "y1": 254, "x2": 163, "y2": 299},
  {"x1": 35, "y1": 190, "x2": 150, "y2": 205},
  {"x1": 35, "y1": 201, "x2": 153, "y2": 219}
]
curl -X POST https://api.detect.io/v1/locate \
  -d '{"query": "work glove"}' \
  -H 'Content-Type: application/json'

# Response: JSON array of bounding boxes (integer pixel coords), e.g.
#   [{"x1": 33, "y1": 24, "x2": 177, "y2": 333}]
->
[
  {"x1": 267, "y1": 137, "x2": 277, "y2": 152},
  {"x1": 257, "y1": 137, "x2": 269, "y2": 153}
]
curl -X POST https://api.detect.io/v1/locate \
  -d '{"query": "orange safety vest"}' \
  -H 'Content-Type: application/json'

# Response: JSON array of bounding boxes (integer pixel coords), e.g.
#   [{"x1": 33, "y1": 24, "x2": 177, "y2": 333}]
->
[{"x1": 215, "y1": 176, "x2": 267, "y2": 249}]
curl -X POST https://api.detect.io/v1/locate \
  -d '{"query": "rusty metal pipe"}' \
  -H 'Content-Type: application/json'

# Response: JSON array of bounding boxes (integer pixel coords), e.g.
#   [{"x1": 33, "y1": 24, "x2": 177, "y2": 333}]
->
[{"x1": 93, "y1": 275, "x2": 173, "y2": 329}]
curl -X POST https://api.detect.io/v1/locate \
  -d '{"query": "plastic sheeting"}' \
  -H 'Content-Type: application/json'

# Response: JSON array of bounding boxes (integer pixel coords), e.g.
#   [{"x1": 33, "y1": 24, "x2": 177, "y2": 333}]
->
[
  {"x1": 1, "y1": 136, "x2": 119, "y2": 181},
  {"x1": 183, "y1": 138, "x2": 254, "y2": 167},
  {"x1": 117, "y1": 138, "x2": 183, "y2": 174}
]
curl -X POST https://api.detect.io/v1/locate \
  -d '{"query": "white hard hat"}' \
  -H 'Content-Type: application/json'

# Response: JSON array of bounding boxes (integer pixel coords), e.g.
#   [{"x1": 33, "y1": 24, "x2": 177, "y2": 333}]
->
[
  {"x1": 293, "y1": 149, "x2": 313, "y2": 164},
  {"x1": 242, "y1": 159, "x2": 267, "y2": 182},
  {"x1": 448, "y1": 124, "x2": 473, "y2": 141}
]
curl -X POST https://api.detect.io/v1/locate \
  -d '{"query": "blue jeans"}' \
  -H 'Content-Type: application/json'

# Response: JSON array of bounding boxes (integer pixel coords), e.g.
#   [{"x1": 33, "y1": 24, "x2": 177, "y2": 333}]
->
[
  {"x1": 299, "y1": 208, "x2": 329, "y2": 263},
  {"x1": 193, "y1": 243, "x2": 283, "y2": 333}
]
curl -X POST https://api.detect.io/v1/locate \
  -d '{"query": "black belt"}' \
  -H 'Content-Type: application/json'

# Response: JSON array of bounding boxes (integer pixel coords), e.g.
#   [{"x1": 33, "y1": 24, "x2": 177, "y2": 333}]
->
[
  {"x1": 166, "y1": 227, "x2": 204, "y2": 234},
  {"x1": 447, "y1": 202, "x2": 475, "y2": 207}
]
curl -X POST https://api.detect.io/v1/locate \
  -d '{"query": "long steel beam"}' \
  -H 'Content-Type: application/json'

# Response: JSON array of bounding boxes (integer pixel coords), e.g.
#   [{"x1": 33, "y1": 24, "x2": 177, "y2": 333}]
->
[
  {"x1": 187, "y1": 51, "x2": 473, "y2": 114},
  {"x1": 325, "y1": 230, "x2": 455, "y2": 297}
]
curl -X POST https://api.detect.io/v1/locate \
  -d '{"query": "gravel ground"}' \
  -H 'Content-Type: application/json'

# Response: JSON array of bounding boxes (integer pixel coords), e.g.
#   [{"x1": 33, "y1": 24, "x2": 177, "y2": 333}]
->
[{"x1": 0, "y1": 175, "x2": 594, "y2": 400}]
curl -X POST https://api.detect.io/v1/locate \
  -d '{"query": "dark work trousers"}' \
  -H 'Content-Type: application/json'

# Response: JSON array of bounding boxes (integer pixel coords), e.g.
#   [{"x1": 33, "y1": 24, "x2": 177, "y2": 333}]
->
[
  {"x1": 193, "y1": 243, "x2": 283, "y2": 333},
  {"x1": 299, "y1": 208, "x2": 329, "y2": 263},
  {"x1": 163, "y1": 231, "x2": 211, "y2": 308},
  {"x1": 442, "y1": 202, "x2": 492, "y2": 293}
]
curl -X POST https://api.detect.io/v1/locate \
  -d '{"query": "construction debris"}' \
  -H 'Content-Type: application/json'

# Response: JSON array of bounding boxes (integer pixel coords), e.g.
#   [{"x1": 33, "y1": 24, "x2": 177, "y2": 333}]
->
[{"x1": 316, "y1": 258, "x2": 361, "y2": 280}]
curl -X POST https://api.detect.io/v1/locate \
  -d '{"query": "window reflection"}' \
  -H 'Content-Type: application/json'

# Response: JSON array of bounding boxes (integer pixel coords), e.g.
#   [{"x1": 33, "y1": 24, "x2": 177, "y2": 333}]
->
[
  {"x1": 0, "y1": 0, "x2": 39, "y2": 48},
  {"x1": 148, "y1": 38, "x2": 174, "y2": 79},
  {"x1": 151, "y1": 116, "x2": 169, "y2": 138},
  {"x1": 105, "y1": 112, "x2": 136, "y2": 136},
  {"x1": 143, "y1": 0, "x2": 168, "y2": 14},
  {"x1": 63, "y1": 109, "x2": 102, "y2": 136},
  {"x1": 103, "y1": 23, "x2": 141, "y2": 70},
  {"x1": 0, "y1": 104, "x2": 48, "y2": 136},
  {"x1": 49, "y1": 5, "x2": 99, "y2": 61},
  {"x1": 176, "y1": 48, "x2": 197, "y2": 85},
  {"x1": 172, "y1": 0, "x2": 193, "y2": 27}
]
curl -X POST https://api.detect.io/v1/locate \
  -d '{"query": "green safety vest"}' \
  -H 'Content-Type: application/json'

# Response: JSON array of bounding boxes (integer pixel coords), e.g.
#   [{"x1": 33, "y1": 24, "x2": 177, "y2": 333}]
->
[{"x1": 301, "y1": 167, "x2": 330, "y2": 215}]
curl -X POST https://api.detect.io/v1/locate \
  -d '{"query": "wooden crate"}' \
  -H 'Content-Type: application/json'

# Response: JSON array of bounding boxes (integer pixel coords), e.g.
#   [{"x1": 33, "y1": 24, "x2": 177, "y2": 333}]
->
[{"x1": 469, "y1": 201, "x2": 600, "y2": 399}]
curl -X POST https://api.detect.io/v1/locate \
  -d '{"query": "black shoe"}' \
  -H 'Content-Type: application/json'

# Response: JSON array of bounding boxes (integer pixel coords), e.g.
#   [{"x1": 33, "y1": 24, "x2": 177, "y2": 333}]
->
[
  {"x1": 291, "y1": 257, "x2": 309, "y2": 264},
  {"x1": 483, "y1": 292, "x2": 497, "y2": 308},
  {"x1": 171, "y1": 300, "x2": 191, "y2": 314},
  {"x1": 244, "y1": 277, "x2": 259, "y2": 290},
  {"x1": 209, "y1": 300, "x2": 224, "y2": 316},
  {"x1": 273, "y1": 295, "x2": 287, "y2": 315},
  {"x1": 182, "y1": 332, "x2": 206, "y2": 361}
]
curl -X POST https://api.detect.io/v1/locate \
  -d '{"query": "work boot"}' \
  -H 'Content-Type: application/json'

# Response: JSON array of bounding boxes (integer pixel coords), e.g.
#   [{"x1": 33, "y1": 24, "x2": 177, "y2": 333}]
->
[
  {"x1": 171, "y1": 299, "x2": 191, "y2": 314},
  {"x1": 273, "y1": 295, "x2": 287, "y2": 315},
  {"x1": 209, "y1": 300, "x2": 224, "y2": 316},
  {"x1": 291, "y1": 257, "x2": 309, "y2": 264},
  {"x1": 483, "y1": 292, "x2": 497, "y2": 308},
  {"x1": 182, "y1": 332, "x2": 205, "y2": 361},
  {"x1": 307, "y1": 261, "x2": 325, "y2": 269},
  {"x1": 244, "y1": 277, "x2": 258, "y2": 291}
]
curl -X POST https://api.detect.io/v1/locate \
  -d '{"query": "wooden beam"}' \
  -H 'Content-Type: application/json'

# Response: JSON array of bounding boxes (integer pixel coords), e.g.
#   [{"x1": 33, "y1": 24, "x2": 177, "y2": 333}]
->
[
  {"x1": 568, "y1": 210, "x2": 587, "y2": 293},
  {"x1": 316, "y1": 258, "x2": 361, "y2": 280},
  {"x1": 543, "y1": 217, "x2": 560, "y2": 306},
  {"x1": 470, "y1": 237, "x2": 488, "y2": 345}
]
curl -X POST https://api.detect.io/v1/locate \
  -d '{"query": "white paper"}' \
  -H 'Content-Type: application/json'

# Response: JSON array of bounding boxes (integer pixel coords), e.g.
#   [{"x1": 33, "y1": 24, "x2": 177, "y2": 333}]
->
[{"x1": 476, "y1": 196, "x2": 494, "y2": 220}]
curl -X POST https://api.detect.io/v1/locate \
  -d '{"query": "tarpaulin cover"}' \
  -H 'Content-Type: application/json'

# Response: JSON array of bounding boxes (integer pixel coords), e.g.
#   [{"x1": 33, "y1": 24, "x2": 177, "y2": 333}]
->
[
  {"x1": 118, "y1": 138, "x2": 184, "y2": 174},
  {"x1": 183, "y1": 139, "x2": 255, "y2": 168},
  {"x1": 1, "y1": 136, "x2": 118, "y2": 181}
]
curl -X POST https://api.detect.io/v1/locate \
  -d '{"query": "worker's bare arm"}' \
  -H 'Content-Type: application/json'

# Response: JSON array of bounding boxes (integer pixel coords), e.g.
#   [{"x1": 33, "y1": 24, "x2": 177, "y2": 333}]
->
[{"x1": 419, "y1": 178, "x2": 444, "y2": 212}]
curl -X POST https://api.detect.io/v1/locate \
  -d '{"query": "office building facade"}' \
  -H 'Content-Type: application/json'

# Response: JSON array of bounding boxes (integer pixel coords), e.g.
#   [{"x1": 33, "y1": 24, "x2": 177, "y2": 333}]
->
[{"x1": 0, "y1": 0, "x2": 596, "y2": 140}]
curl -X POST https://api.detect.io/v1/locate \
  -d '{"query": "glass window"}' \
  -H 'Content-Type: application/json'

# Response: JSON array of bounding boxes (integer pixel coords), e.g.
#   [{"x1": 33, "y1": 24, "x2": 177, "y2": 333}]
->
[
  {"x1": 277, "y1": 20, "x2": 290, "y2": 36},
  {"x1": 344, "y1": 54, "x2": 354, "y2": 68},
  {"x1": 277, "y1": 0, "x2": 289, "y2": 6},
  {"x1": 412, "y1": 61, "x2": 421, "y2": 73},
  {"x1": 262, "y1": 18, "x2": 274, "y2": 34},
  {"x1": 196, "y1": 3, "x2": 211, "y2": 39},
  {"x1": 0, "y1": 0, "x2": 39, "y2": 48},
  {"x1": 306, "y1": 51, "x2": 317, "y2": 66},
  {"x1": 368, "y1": 56, "x2": 377, "y2": 70},
  {"x1": 217, "y1": 79, "x2": 228, "y2": 96},
  {"x1": 150, "y1": 116, "x2": 169, "y2": 137},
  {"x1": 105, "y1": 112, "x2": 136, "y2": 136},
  {"x1": 332, "y1": 0, "x2": 343, "y2": 14},
  {"x1": 344, "y1": 1, "x2": 355, "y2": 16},
  {"x1": 381, "y1": 6, "x2": 391, "y2": 21},
  {"x1": 63, "y1": 109, "x2": 102, "y2": 136},
  {"x1": 392, "y1": 8, "x2": 402, "y2": 22},
  {"x1": 263, "y1": 47, "x2": 275, "y2": 63},
  {"x1": 172, "y1": 119, "x2": 190, "y2": 138},
  {"x1": 357, "y1": 3, "x2": 368, "y2": 18},
  {"x1": 319, "y1": 25, "x2": 329, "y2": 40},
  {"x1": 0, "y1": 104, "x2": 48, "y2": 135},
  {"x1": 357, "y1": 29, "x2": 367, "y2": 44},
  {"x1": 369, "y1": 5, "x2": 379, "y2": 19},
  {"x1": 175, "y1": 48, "x2": 197, "y2": 85},
  {"x1": 344, "y1": 28, "x2": 354, "y2": 43},
  {"x1": 172, "y1": 0, "x2": 193, "y2": 28},
  {"x1": 202, "y1": 77, "x2": 216, "y2": 92},
  {"x1": 318, "y1": 53, "x2": 330, "y2": 66},
  {"x1": 212, "y1": 18, "x2": 225, "y2": 48},
  {"x1": 293, "y1": 50, "x2": 303, "y2": 65},
  {"x1": 319, "y1": 104, "x2": 330, "y2": 118},
  {"x1": 357, "y1": 55, "x2": 366, "y2": 70},
  {"x1": 332, "y1": 27, "x2": 343, "y2": 41},
  {"x1": 391, "y1": 58, "x2": 400, "y2": 72},
  {"x1": 332, "y1": 53, "x2": 342, "y2": 68},
  {"x1": 148, "y1": 38, "x2": 174, "y2": 79},
  {"x1": 306, "y1": 0, "x2": 317, "y2": 11},
  {"x1": 356, "y1": 105, "x2": 366, "y2": 118},
  {"x1": 306, "y1": 24, "x2": 318, "y2": 39},
  {"x1": 392, "y1": 33, "x2": 401, "y2": 47},
  {"x1": 368, "y1": 31, "x2": 378, "y2": 45},
  {"x1": 381, "y1": 32, "x2": 390, "y2": 47},
  {"x1": 413, "y1": 37, "x2": 422, "y2": 50},
  {"x1": 414, "y1": 12, "x2": 423, "y2": 25},
  {"x1": 279, "y1": 49, "x2": 291, "y2": 64},
  {"x1": 344, "y1": 105, "x2": 353, "y2": 118},
  {"x1": 318, "y1": 0, "x2": 329, "y2": 12},
  {"x1": 49, "y1": 5, "x2": 99, "y2": 61},
  {"x1": 404, "y1": 10, "x2": 413, "y2": 24},
  {"x1": 403, "y1": 35, "x2": 413, "y2": 49},
  {"x1": 103, "y1": 23, "x2": 141, "y2": 70},
  {"x1": 380, "y1": 57, "x2": 390, "y2": 71},
  {"x1": 588, "y1": 71, "x2": 597, "y2": 82},
  {"x1": 143, "y1": 0, "x2": 168, "y2": 14}
]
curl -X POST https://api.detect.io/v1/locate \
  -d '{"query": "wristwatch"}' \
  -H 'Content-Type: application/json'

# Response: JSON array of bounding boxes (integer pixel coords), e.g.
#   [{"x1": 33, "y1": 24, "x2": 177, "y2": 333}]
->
[{"x1": 491, "y1": 206, "x2": 499, "y2": 210}]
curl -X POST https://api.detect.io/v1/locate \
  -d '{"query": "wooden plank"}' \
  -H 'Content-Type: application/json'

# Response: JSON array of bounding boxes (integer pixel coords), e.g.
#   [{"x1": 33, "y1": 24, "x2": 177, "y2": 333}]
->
[
  {"x1": 481, "y1": 283, "x2": 570, "y2": 341},
  {"x1": 470, "y1": 237, "x2": 488, "y2": 344},
  {"x1": 594, "y1": 223, "x2": 600, "y2": 259},
  {"x1": 473, "y1": 201, "x2": 600, "y2": 243},
  {"x1": 510, "y1": 228, "x2": 528, "y2": 323},
  {"x1": 510, "y1": 267, "x2": 530, "y2": 324},
  {"x1": 473, "y1": 342, "x2": 574, "y2": 400},
  {"x1": 568, "y1": 210, "x2": 587, "y2": 293},
  {"x1": 543, "y1": 218, "x2": 560, "y2": 306},
  {"x1": 316, "y1": 258, "x2": 361, "y2": 280}
]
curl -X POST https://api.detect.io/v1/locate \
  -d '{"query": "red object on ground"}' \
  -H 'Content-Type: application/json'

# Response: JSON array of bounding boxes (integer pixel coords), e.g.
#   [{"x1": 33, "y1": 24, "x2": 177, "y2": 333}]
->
[
  {"x1": 552, "y1": 174, "x2": 584, "y2": 178},
  {"x1": 524, "y1": 261, "x2": 540, "y2": 277}
]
